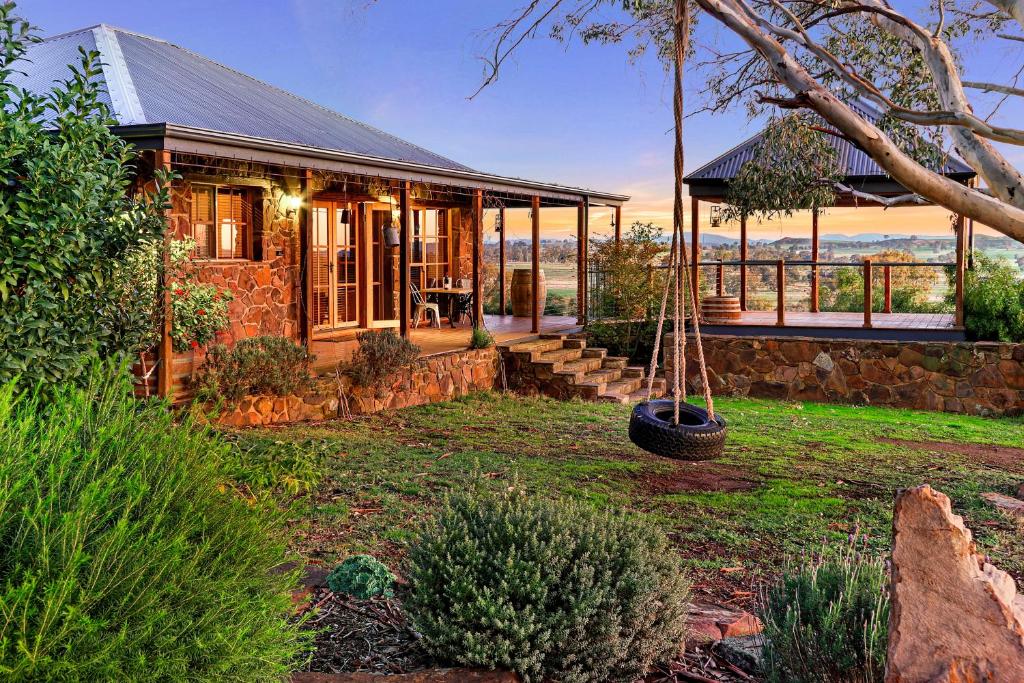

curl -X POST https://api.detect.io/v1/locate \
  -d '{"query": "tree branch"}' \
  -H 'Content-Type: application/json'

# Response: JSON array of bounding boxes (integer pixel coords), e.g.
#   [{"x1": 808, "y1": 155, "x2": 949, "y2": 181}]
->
[
  {"x1": 964, "y1": 80, "x2": 1024, "y2": 98},
  {"x1": 693, "y1": 0, "x2": 1024, "y2": 241},
  {"x1": 835, "y1": 183, "x2": 929, "y2": 207}
]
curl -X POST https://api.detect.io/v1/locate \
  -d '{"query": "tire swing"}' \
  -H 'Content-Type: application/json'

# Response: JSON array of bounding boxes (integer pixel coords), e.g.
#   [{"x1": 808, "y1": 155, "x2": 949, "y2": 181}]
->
[{"x1": 628, "y1": 0, "x2": 726, "y2": 461}]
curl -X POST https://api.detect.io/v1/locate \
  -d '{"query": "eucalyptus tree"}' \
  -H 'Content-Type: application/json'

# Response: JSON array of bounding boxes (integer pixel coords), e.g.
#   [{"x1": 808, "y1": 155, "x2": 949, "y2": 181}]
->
[{"x1": 474, "y1": 0, "x2": 1024, "y2": 240}]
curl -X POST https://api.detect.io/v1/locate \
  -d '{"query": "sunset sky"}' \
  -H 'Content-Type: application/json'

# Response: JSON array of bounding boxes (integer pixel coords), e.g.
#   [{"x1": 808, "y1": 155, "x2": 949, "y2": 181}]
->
[{"x1": 19, "y1": 0, "x2": 1023, "y2": 243}]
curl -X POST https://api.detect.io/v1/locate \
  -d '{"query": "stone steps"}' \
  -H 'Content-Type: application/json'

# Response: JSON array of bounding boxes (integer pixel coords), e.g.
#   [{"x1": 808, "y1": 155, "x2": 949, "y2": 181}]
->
[{"x1": 501, "y1": 334, "x2": 667, "y2": 404}]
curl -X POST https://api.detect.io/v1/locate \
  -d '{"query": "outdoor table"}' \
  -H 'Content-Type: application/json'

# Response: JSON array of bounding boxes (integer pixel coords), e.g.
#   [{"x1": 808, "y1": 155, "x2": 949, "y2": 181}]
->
[{"x1": 421, "y1": 287, "x2": 473, "y2": 328}]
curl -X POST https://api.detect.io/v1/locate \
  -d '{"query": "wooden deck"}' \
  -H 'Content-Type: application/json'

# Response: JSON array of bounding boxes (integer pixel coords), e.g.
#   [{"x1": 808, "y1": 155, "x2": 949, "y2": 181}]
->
[
  {"x1": 311, "y1": 314, "x2": 580, "y2": 371},
  {"x1": 700, "y1": 310, "x2": 964, "y2": 341}
]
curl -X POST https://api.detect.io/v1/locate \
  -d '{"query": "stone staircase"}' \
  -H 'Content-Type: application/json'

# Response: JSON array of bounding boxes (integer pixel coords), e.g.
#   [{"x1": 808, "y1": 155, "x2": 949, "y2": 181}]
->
[{"x1": 499, "y1": 333, "x2": 667, "y2": 404}]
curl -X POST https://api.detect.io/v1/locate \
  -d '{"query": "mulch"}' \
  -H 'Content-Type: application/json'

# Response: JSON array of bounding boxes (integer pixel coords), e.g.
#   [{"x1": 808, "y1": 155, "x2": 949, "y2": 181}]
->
[
  {"x1": 298, "y1": 591, "x2": 432, "y2": 675},
  {"x1": 296, "y1": 589, "x2": 754, "y2": 682}
]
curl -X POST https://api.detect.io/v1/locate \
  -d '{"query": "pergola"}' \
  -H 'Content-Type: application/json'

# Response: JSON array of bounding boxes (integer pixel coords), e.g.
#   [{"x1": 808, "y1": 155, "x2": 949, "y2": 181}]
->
[{"x1": 683, "y1": 103, "x2": 976, "y2": 339}]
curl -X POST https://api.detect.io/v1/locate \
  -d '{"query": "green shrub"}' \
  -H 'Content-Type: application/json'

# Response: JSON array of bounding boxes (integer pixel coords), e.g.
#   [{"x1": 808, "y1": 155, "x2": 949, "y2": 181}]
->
[
  {"x1": 404, "y1": 490, "x2": 690, "y2": 683},
  {"x1": 196, "y1": 335, "x2": 315, "y2": 402},
  {"x1": 0, "y1": 6, "x2": 171, "y2": 386},
  {"x1": 470, "y1": 326, "x2": 494, "y2": 349},
  {"x1": 219, "y1": 435, "x2": 330, "y2": 496},
  {"x1": 955, "y1": 252, "x2": 1024, "y2": 342},
  {"x1": 326, "y1": 555, "x2": 396, "y2": 599},
  {"x1": 346, "y1": 330, "x2": 420, "y2": 389},
  {"x1": 0, "y1": 364, "x2": 305, "y2": 680},
  {"x1": 759, "y1": 547, "x2": 889, "y2": 683}
]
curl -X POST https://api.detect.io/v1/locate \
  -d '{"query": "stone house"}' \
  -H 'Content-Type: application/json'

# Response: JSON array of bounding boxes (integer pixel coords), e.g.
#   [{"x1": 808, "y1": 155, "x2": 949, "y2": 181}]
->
[{"x1": 17, "y1": 24, "x2": 626, "y2": 398}]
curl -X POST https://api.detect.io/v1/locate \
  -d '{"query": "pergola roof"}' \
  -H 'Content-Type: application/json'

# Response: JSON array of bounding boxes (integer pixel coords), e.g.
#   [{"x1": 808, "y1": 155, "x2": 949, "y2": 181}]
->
[
  {"x1": 12, "y1": 25, "x2": 627, "y2": 206},
  {"x1": 685, "y1": 100, "x2": 976, "y2": 201}
]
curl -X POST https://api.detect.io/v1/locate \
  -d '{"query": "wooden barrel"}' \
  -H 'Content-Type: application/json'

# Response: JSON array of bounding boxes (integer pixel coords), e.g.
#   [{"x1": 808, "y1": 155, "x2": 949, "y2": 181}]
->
[
  {"x1": 510, "y1": 268, "x2": 546, "y2": 317},
  {"x1": 701, "y1": 295, "x2": 741, "y2": 324}
]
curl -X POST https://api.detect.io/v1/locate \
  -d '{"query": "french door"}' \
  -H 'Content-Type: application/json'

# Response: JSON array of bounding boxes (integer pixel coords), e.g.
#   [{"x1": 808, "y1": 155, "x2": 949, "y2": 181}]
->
[{"x1": 311, "y1": 200, "x2": 360, "y2": 330}]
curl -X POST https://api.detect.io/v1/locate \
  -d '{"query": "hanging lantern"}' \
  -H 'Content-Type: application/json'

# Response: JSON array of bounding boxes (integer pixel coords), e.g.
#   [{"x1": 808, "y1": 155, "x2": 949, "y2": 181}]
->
[
  {"x1": 494, "y1": 211, "x2": 503, "y2": 233},
  {"x1": 339, "y1": 208, "x2": 351, "y2": 225},
  {"x1": 710, "y1": 205, "x2": 722, "y2": 228},
  {"x1": 382, "y1": 194, "x2": 401, "y2": 248},
  {"x1": 610, "y1": 213, "x2": 616, "y2": 230}
]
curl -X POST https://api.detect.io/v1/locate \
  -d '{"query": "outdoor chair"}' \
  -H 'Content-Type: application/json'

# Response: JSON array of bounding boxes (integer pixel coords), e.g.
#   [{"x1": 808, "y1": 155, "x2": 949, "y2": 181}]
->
[
  {"x1": 455, "y1": 280, "x2": 475, "y2": 327},
  {"x1": 411, "y1": 282, "x2": 441, "y2": 329}
]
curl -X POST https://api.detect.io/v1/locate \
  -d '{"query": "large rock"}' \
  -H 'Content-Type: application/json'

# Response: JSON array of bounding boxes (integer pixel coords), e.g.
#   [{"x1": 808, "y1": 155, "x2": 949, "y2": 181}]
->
[{"x1": 887, "y1": 485, "x2": 1024, "y2": 683}]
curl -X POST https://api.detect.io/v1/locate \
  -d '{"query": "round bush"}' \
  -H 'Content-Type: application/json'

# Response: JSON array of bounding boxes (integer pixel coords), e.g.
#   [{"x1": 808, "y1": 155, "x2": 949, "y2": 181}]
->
[
  {"x1": 0, "y1": 366, "x2": 305, "y2": 681},
  {"x1": 326, "y1": 555, "x2": 396, "y2": 599},
  {"x1": 404, "y1": 490, "x2": 690, "y2": 683}
]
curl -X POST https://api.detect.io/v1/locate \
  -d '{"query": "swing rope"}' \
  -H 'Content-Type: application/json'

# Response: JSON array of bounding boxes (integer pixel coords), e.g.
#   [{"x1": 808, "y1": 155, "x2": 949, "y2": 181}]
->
[{"x1": 641, "y1": 0, "x2": 715, "y2": 426}]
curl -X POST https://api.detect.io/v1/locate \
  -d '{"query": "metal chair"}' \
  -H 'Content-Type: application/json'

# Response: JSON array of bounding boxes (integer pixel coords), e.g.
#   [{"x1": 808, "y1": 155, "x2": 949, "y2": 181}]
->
[
  {"x1": 411, "y1": 282, "x2": 441, "y2": 329},
  {"x1": 455, "y1": 279, "x2": 475, "y2": 327}
]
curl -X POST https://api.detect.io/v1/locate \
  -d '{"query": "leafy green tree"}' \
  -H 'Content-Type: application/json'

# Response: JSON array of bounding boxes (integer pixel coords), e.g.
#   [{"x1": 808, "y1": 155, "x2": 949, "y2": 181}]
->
[
  {"x1": 0, "y1": 3, "x2": 170, "y2": 386},
  {"x1": 724, "y1": 113, "x2": 843, "y2": 222}
]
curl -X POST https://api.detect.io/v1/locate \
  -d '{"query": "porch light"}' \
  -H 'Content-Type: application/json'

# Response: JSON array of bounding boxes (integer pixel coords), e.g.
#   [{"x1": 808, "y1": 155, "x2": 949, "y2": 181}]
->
[
  {"x1": 494, "y1": 211, "x2": 503, "y2": 233},
  {"x1": 382, "y1": 217, "x2": 401, "y2": 248},
  {"x1": 339, "y1": 208, "x2": 351, "y2": 224},
  {"x1": 710, "y1": 205, "x2": 722, "y2": 228},
  {"x1": 284, "y1": 194, "x2": 302, "y2": 218}
]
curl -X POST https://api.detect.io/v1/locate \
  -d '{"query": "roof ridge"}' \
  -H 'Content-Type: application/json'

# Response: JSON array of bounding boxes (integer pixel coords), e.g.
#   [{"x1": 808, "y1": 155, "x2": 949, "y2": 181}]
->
[
  {"x1": 43, "y1": 23, "x2": 169, "y2": 44},
  {"x1": 109, "y1": 26, "x2": 474, "y2": 172},
  {"x1": 91, "y1": 26, "x2": 146, "y2": 125}
]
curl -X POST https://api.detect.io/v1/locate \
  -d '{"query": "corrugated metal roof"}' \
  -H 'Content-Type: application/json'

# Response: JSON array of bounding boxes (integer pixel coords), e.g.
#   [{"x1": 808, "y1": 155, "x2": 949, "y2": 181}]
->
[
  {"x1": 685, "y1": 100, "x2": 974, "y2": 182},
  {"x1": 12, "y1": 24, "x2": 473, "y2": 172}
]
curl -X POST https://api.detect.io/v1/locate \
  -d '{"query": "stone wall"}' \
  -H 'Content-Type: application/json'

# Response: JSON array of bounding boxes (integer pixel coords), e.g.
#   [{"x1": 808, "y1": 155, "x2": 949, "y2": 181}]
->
[
  {"x1": 215, "y1": 348, "x2": 500, "y2": 426},
  {"x1": 665, "y1": 334, "x2": 1024, "y2": 416},
  {"x1": 168, "y1": 174, "x2": 302, "y2": 347}
]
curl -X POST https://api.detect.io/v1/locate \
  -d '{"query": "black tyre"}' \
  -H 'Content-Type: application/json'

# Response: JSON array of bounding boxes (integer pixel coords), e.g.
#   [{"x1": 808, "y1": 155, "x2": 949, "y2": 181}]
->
[{"x1": 628, "y1": 400, "x2": 727, "y2": 460}]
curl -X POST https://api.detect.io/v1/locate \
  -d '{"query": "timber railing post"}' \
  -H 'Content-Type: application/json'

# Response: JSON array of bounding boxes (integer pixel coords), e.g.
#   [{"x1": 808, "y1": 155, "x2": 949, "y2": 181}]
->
[
  {"x1": 499, "y1": 207, "x2": 507, "y2": 315},
  {"x1": 883, "y1": 265, "x2": 892, "y2": 314},
  {"x1": 157, "y1": 149, "x2": 174, "y2": 399},
  {"x1": 716, "y1": 261, "x2": 724, "y2": 297},
  {"x1": 739, "y1": 214, "x2": 748, "y2": 311},
  {"x1": 863, "y1": 259, "x2": 873, "y2": 328},
  {"x1": 531, "y1": 195, "x2": 541, "y2": 334},
  {"x1": 776, "y1": 258, "x2": 786, "y2": 327}
]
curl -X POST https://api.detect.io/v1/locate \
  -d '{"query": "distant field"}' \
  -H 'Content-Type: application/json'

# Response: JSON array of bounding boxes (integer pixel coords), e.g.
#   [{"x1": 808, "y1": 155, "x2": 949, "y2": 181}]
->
[{"x1": 506, "y1": 261, "x2": 577, "y2": 295}]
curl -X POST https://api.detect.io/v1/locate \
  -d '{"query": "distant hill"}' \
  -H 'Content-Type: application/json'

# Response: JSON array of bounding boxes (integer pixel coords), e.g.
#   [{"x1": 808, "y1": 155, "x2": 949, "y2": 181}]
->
[
  {"x1": 821, "y1": 233, "x2": 951, "y2": 242},
  {"x1": 657, "y1": 232, "x2": 738, "y2": 246}
]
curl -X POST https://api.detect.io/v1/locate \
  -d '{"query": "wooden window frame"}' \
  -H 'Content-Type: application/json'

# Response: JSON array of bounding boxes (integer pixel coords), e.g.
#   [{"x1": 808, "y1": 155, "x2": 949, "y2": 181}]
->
[
  {"x1": 411, "y1": 208, "x2": 450, "y2": 290},
  {"x1": 190, "y1": 183, "x2": 253, "y2": 261}
]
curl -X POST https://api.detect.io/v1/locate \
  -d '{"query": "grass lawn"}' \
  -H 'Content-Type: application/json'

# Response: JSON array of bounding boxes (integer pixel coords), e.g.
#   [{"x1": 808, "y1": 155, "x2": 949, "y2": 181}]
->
[{"x1": 228, "y1": 394, "x2": 1024, "y2": 604}]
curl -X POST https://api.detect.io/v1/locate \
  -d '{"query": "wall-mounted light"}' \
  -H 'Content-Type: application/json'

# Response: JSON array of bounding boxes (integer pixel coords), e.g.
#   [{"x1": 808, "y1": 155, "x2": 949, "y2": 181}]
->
[{"x1": 284, "y1": 194, "x2": 302, "y2": 218}]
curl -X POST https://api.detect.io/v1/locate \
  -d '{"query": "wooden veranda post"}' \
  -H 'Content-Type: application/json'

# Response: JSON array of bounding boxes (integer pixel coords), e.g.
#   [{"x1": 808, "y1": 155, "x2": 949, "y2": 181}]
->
[
  {"x1": 399, "y1": 181, "x2": 411, "y2": 339},
  {"x1": 498, "y1": 207, "x2": 507, "y2": 315},
  {"x1": 531, "y1": 195, "x2": 541, "y2": 333},
  {"x1": 955, "y1": 214, "x2": 966, "y2": 327},
  {"x1": 614, "y1": 205, "x2": 622, "y2": 243},
  {"x1": 576, "y1": 200, "x2": 586, "y2": 324},
  {"x1": 300, "y1": 169, "x2": 314, "y2": 345},
  {"x1": 157, "y1": 149, "x2": 174, "y2": 398},
  {"x1": 739, "y1": 213, "x2": 748, "y2": 311},
  {"x1": 776, "y1": 258, "x2": 786, "y2": 326},
  {"x1": 810, "y1": 207, "x2": 820, "y2": 313},
  {"x1": 883, "y1": 265, "x2": 893, "y2": 314},
  {"x1": 863, "y1": 258, "x2": 873, "y2": 328},
  {"x1": 472, "y1": 189, "x2": 484, "y2": 327},
  {"x1": 690, "y1": 196, "x2": 700, "y2": 298}
]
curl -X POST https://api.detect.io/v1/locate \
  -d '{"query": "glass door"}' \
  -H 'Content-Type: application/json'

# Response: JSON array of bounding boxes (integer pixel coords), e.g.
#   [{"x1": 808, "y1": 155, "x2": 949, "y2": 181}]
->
[{"x1": 311, "y1": 200, "x2": 360, "y2": 331}]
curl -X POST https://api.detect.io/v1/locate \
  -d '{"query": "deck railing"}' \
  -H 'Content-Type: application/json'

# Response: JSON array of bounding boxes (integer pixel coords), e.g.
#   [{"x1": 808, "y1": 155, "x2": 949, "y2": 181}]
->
[
  {"x1": 696, "y1": 258, "x2": 958, "y2": 328},
  {"x1": 588, "y1": 258, "x2": 961, "y2": 328}
]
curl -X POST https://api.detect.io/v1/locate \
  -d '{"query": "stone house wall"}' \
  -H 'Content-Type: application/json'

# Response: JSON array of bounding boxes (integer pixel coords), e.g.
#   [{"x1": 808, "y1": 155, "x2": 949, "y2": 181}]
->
[
  {"x1": 214, "y1": 347, "x2": 500, "y2": 427},
  {"x1": 665, "y1": 333, "x2": 1024, "y2": 416},
  {"x1": 167, "y1": 173, "x2": 302, "y2": 346}
]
